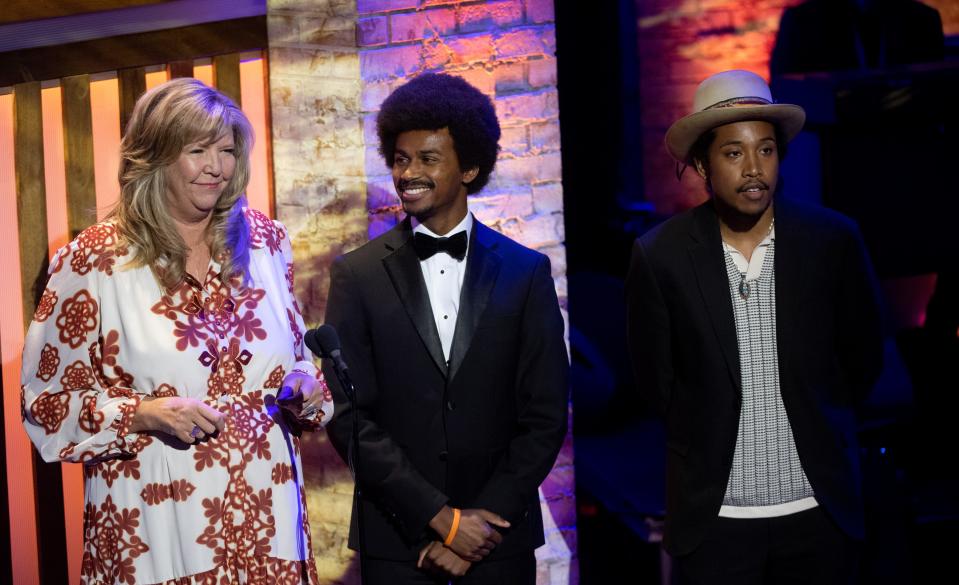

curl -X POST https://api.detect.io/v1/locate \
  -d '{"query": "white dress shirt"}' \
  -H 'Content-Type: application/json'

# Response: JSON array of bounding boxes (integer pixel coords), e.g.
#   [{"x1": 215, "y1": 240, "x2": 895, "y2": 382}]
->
[
  {"x1": 722, "y1": 224, "x2": 776, "y2": 280},
  {"x1": 411, "y1": 212, "x2": 473, "y2": 362}
]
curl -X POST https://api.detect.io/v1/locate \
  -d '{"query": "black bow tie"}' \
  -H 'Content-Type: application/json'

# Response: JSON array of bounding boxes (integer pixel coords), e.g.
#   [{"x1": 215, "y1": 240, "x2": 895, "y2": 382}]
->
[{"x1": 412, "y1": 231, "x2": 468, "y2": 261}]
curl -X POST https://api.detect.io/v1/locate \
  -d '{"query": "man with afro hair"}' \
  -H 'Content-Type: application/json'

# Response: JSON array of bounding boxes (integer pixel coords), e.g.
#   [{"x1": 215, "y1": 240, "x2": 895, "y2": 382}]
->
[{"x1": 324, "y1": 73, "x2": 569, "y2": 584}]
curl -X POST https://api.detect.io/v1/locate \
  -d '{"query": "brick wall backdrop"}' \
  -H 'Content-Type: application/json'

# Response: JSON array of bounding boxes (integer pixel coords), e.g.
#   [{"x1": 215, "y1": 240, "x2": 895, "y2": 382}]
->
[
  {"x1": 635, "y1": 0, "x2": 955, "y2": 216},
  {"x1": 924, "y1": 0, "x2": 959, "y2": 35},
  {"x1": 267, "y1": 1, "x2": 368, "y2": 582},
  {"x1": 267, "y1": 1, "x2": 574, "y2": 584}
]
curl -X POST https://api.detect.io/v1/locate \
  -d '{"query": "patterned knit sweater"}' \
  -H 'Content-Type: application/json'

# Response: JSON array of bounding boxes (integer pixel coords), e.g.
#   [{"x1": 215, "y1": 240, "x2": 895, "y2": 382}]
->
[{"x1": 721, "y1": 241, "x2": 815, "y2": 507}]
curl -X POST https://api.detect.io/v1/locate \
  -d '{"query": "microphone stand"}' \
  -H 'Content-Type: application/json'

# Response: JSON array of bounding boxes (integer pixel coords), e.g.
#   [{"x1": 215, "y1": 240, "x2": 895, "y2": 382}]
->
[{"x1": 326, "y1": 357, "x2": 366, "y2": 585}]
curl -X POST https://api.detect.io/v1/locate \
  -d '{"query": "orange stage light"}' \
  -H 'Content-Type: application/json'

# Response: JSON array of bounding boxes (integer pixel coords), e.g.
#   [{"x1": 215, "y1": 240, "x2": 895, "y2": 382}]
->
[
  {"x1": 240, "y1": 56, "x2": 272, "y2": 218},
  {"x1": 90, "y1": 76, "x2": 121, "y2": 218},
  {"x1": 0, "y1": 91, "x2": 41, "y2": 585}
]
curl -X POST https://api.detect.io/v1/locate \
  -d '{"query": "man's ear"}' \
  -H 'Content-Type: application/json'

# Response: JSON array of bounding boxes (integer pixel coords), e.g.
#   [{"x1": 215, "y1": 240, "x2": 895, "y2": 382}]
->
[
  {"x1": 462, "y1": 166, "x2": 479, "y2": 185},
  {"x1": 694, "y1": 159, "x2": 707, "y2": 180}
]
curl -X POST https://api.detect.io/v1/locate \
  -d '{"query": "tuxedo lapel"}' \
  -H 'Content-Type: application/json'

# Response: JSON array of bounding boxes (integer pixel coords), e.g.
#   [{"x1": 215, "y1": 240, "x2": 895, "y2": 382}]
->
[
  {"x1": 381, "y1": 220, "x2": 448, "y2": 377},
  {"x1": 688, "y1": 203, "x2": 741, "y2": 390},
  {"x1": 448, "y1": 221, "x2": 502, "y2": 383}
]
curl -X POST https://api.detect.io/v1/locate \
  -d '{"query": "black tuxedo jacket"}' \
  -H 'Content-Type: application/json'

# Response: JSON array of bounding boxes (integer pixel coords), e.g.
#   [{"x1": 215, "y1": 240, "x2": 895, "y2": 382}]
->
[
  {"x1": 324, "y1": 217, "x2": 569, "y2": 561},
  {"x1": 626, "y1": 198, "x2": 883, "y2": 556}
]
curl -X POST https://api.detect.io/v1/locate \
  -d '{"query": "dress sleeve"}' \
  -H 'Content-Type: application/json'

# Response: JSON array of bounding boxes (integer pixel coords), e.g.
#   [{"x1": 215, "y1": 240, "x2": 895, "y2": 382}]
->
[
  {"x1": 20, "y1": 242, "x2": 142, "y2": 464},
  {"x1": 274, "y1": 218, "x2": 334, "y2": 424}
]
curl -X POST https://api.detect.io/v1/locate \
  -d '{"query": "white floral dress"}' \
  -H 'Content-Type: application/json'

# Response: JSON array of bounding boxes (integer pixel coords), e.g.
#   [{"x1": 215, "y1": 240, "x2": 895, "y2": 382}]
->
[{"x1": 20, "y1": 208, "x2": 330, "y2": 585}]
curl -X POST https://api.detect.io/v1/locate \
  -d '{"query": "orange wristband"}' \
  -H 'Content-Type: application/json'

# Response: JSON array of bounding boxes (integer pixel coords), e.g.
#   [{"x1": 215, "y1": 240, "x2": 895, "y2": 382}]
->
[{"x1": 443, "y1": 507, "x2": 461, "y2": 546}]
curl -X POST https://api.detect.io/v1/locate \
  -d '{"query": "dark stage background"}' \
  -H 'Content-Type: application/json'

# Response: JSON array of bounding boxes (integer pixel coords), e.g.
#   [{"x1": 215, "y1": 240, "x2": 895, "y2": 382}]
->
[{"x1": 557, "y1": 0, "x2": 959, "y2": 583}]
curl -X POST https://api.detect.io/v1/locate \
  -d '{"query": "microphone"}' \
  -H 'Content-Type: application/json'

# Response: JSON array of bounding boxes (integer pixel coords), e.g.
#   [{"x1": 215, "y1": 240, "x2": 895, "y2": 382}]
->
[
  {"x1": 305, "y1": 324, "x2": 354, "y2": 399},
  {"x1": 305, "y1": 324, "x2": 366, "y2": 579},
  {"x1": 305, "y1": 324, "x2": 348, "y2": 372}
]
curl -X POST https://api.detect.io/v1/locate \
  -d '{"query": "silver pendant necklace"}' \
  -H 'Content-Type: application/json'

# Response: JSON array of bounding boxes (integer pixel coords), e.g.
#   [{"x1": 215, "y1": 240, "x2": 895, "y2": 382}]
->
[
  {"x1": 738, "y1": 274, "x2": 750, "y2": 300},
  {"x1": 734, "y1": 218, "x2": 774, "y2": 301}
]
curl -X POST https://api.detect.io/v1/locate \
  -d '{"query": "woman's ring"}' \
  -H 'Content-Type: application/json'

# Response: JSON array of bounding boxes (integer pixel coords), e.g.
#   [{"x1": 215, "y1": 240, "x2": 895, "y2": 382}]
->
[{"x1": 190, "y1": 425, "x2": 203, "y2": 438}]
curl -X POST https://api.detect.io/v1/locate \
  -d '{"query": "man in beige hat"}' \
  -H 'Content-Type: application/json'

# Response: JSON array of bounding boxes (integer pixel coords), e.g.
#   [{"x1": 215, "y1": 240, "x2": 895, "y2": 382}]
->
[{"x1": 627, "y1": 70, "x2": 883, "y2": 583}]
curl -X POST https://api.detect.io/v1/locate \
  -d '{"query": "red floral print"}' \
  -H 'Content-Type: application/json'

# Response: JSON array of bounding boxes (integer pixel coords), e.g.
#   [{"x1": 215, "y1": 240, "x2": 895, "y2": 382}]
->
[
  {"x1": 247, "y1": 208, "x2": 284, "y2": 255},
  {"x1": 37, "y1": 343, "x2": 61, "y2": 382},
  {"x1": 234, "y1": 310, "x2": 267, "y2": 342},
  {"x1": 140, "y1": 480, "x2": 196, "y2": 505},
  {"x1": 78, "y1": 392, "x2": 105, "y2": 434},
  {"x1": 50, "y1": 246, "x2": 67, "y2": 274},
  {"x1": 89, "y1": 331, "x2": 136, "y2": 390},
  {"x1": 70, "y1": 223, "x2": 128, "y2": 276},
  {"x1": 81, "y1": 495, "x2": 148, "y2": 584},
  {"x1": 271, "y1": 463, "x2": 293, "y2": 485},
  {"x1": 86, "y1": 457, "x2": 142, "y2": 488},
  {"x1": 264, "y1": 366, "x2": 285, "y2": 389},
  {"x1": 154, "y1": 383, "x2": 178, "y2": 397},
  {"x1": 61, "y1": 360, "x2": 96, "y2": 392},
  {"x1": 30, "y1": 391, "x2": 71, "y2": 434},
  {"x1": 56, "y1": 290, "x2": 98, "y2": 349},
  {"x1": 286, "y1": 309, "x2": 303, "y2": 360},
  {"x1": 35, "y1": 289, "x2": 58, "y2": 322}
]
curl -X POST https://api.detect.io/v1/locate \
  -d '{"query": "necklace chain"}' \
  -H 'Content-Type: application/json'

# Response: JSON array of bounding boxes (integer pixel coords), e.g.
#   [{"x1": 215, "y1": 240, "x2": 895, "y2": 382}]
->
[{"x1": 737, "y1": 217, "x2": 773, "y2": 300}]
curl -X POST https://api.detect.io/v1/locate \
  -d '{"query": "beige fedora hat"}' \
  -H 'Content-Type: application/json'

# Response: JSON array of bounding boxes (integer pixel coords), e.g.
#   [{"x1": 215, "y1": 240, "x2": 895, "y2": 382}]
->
[{"x1": 665, "y1": 70, "x2": 806, "y2": 163}]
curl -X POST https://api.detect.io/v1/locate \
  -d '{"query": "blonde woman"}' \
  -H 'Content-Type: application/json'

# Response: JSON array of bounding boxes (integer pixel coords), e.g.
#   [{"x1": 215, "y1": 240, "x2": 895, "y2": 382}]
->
[{"x1": 21, "y1": 78, "x2": 330, "y2": 584}]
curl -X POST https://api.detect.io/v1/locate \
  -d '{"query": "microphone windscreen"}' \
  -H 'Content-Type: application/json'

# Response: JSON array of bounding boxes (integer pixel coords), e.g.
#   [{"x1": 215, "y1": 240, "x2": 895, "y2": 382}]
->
[
  {"x1": 315, "y1": 324, "x2": 341, "y2": 353},
  {"x1": 304, "y1": 327, "x2": 324, "y2": 358}
]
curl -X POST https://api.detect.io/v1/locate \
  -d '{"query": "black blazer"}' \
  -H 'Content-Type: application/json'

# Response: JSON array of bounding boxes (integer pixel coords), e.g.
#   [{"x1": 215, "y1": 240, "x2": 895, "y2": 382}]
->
[
  {"x1": 626, "y1": 198, "x2": 883, "y2": 556},
  {"x1": 324, "y1": 217, "x2": 569, "y2": 561}
]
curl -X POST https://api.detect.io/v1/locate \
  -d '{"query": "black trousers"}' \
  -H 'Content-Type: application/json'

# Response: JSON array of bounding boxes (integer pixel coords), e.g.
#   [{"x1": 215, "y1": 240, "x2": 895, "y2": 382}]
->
[
  {"x1": 362, "y1": 550, "x2": 536, "y2": 585},
  {"x1": 673, "y1": 507, "x2": 857, "y2": 585}
]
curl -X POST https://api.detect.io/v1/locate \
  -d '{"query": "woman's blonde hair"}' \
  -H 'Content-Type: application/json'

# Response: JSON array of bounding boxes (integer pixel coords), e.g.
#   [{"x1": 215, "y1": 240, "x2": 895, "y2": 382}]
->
[{"x1": 110, "y1": 77, "x2": 254, "y2": 289}]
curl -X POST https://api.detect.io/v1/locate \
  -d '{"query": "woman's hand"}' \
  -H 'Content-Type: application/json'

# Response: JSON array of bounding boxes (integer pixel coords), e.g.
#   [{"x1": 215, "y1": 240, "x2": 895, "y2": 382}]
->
[
  {"x1": 130, "y1": 396, "x2": 226, "y2": 443},
  {"x1": 277, "y1": 369, "x2": 331, "y2": 424}
]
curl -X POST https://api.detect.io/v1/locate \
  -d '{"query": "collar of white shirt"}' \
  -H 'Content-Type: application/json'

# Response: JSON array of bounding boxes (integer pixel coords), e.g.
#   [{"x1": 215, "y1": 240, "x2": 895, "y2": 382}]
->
[
  {"x1": 723, "y1": 225, "x2": 776, "y2": 281},
  {"x1": 411, "y1": 212, "x2": 473, "y2": 260}
]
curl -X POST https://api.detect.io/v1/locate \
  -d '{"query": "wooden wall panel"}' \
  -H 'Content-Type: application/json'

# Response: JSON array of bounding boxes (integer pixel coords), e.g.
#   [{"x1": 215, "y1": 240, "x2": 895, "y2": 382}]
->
[
  {"x1": 14, "y1": 82, "x2": 49, "y2": 325},
  {"x1": 1, "y1": 0, "x2": 169, "y2": 25},
  {"x1": 61, "y1": 76, "x2": 98, "y2": 238},
  {"x1": 214, "y1": 53, "x2": 242, "y2": 106},
  {"x1": 168, "y1": 59, "x2": 194, "y2": 80},
  {"x1": 0, "y1": 17, "x2": 266, "y2": 88},
  {"x1": 118, "y1": 67, "x2": 146, "y2": 137}
]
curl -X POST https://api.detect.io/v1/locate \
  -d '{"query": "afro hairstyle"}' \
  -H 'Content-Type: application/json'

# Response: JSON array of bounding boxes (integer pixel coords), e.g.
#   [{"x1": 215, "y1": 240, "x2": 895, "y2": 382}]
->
[{"x1": 377, "y1": 73, "x2": 501, "y2": 195}]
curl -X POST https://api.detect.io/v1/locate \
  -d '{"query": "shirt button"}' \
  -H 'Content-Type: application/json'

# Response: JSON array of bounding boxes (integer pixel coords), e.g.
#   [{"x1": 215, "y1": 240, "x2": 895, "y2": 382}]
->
[
  {"x1": 440, "y1": 270, "x2": 445, "y2": 274},
  {"x1": 446, "y1": 400, "x2": 455, "y2": 411},
  {"x1": 443, "y1": 314, "x2": 448, "y2": 319}
]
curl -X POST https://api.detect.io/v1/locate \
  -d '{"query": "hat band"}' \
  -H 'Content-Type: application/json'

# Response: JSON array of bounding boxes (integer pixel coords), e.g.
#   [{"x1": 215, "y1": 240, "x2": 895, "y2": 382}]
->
[{"x1": 703, "y1": 96, "x2": 772, "y2": 111}]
